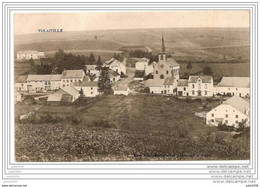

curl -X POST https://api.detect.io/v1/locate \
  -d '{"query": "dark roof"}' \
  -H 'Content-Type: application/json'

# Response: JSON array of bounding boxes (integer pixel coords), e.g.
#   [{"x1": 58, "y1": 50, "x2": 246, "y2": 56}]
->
[
  {"x1": 163, "y1": 77, "x2": 175, "y2": 85},
  {"x1": 177, "y1": 79, "x2": 188, "y2": 86},
  {"x1": 108, "y1": 69, "x2": 120, "y2": 78},
  {"x1": 134, "y1": 70, "x2": 145, "y2": 78},
  {"x1": 61, "y1": 94, "x2": 73, "y2": 102},
  {"x1": 189, "y1": 76, "x2": 212, "y2": 83}
]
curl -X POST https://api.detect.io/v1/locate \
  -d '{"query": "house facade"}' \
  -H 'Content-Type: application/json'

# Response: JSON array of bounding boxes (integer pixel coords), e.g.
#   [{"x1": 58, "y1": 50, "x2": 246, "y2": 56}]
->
[
  {"x1": 61, "y1": 69, "x2": 85, "y2": 88},
  {"x1": 26, "y1": 74, "x2": 62, "y2": 92},
  {"x1": 177, "y1": 76, "x2": 214, "y2": 97},
  {"x1": 15, "y1": 75, "x2": 28, "y2": 92},
  {"x1": 206, "y1": 96, "x2": 250, "y2": 127},
  {"x1": 17, "y1": 50, "x2": 45, "y2": 60},
  {"x1": 135, "y1": 58, "x2": 149, "y2": 71},
  {"x1": 108, "y1": 69, "x2": 120, "y2": 83},
  {"x1": 85, "y1": 65, "x2": 100, "y2": 76},
  {"x1": 104, "y1": 58, "x2": 126, "y2": 75},
  {"x1": 214, "y1": 77, "x2": 250, "y2": 97},
  {"x1": 73, "y1": 80, "x2": 99, "y2": 97}
]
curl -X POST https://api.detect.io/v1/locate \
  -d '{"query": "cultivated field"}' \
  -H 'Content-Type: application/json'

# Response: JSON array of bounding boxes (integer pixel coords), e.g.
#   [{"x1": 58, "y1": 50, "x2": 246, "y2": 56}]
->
[{"x1": 15, "y1": 95, "x2": 250, "y2": 161}]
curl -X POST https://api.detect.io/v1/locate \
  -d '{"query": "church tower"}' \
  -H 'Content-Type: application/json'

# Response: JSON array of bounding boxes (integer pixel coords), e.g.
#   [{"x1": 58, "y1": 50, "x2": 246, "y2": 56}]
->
[{"x1": 158, "y1": 35, "x2": 167, "y2": 63}]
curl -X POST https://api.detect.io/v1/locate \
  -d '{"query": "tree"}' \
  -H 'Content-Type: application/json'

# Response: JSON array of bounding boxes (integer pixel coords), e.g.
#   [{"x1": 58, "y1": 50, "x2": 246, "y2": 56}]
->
[
  {"x1": 203, "y1": 66, "x2": 213, "y2": 75},
  {"x1": 96, "y1": 55, "x2": 102, "y2": 68},
  {"x1": 79, "y1": 88, "x2": 85, "y2": 97},
  {"x1": 88, "y1": 53, "x2": 96, "y2": 65},
  {"x1": 186, "y1": 62, "x2": 192, "y2": 70},
  {"x1": 98, "y1": 66, "x2": 112, "y2": 95}
]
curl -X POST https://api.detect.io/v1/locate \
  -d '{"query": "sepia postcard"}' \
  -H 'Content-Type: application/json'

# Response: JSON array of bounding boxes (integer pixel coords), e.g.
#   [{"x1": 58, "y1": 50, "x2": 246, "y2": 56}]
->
[{"x1": 1, "y1": 2, "x2": 259, "y2": 187}]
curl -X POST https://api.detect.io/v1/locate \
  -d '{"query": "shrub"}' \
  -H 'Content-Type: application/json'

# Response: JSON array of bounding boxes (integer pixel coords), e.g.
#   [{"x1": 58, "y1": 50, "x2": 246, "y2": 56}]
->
[
  {"x1": 91, "y1": 119, "x2": 114, "y2": 128},
  {"x1": 66, "y1": 115, "x2": 82, "y2": 125}
]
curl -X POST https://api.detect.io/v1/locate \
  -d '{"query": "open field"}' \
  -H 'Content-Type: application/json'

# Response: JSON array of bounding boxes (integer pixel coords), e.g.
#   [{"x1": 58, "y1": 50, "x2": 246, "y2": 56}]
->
[
  {"x1": 15, "y1": 95, "x2": 250, "y2": 161},
  {"x1": 15, "y1": 27, "x2": 250, "y2": 63},
  {"x1": 179, "y1": 62, "x2": 250, "y2": 80}
]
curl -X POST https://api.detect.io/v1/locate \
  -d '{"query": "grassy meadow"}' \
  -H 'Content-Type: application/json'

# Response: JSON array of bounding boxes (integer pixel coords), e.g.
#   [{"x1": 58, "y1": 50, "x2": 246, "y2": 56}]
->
[{"x1": 15, "y1": 95, "x2": 250, "y2": 161}]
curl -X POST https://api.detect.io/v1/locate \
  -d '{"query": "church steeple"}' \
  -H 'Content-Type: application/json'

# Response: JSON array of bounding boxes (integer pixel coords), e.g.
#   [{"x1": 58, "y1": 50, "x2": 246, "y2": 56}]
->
[
  {"x1": 158, "y1": 35, "x2": 167, "y2": 63},
  {"x1": 161, "y1": 34, "x2": 166, "y2": 52}
]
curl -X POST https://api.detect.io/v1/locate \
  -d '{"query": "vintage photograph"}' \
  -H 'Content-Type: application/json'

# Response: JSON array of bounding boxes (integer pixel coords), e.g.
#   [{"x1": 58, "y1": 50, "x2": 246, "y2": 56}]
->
[{"x1": 14, "y1": 11, "x2": 250, "y2": 162}]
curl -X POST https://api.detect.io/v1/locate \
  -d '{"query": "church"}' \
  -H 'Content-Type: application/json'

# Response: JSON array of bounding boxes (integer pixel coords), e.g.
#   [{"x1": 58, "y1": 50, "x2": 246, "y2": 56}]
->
[{"x1": 145, "y1": 35, "x2": 180, "y2": 94}]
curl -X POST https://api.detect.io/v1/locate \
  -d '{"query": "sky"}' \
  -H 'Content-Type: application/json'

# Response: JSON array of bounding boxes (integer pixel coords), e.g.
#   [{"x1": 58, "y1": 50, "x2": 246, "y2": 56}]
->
[{"x1": 14, "y1": 11, "x2": 250, "y2": 35}]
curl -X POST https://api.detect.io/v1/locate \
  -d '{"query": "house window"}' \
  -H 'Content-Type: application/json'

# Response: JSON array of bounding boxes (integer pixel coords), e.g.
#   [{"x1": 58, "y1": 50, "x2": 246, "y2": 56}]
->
[
  {"x1": 166, "y1": 70, "x2": 169, "y2": 74},
  {"x1": 211, "y1": 119, "x2": 214, "y2": 122},
  {"x1": 235, "y1": 120, "x2": 238, "y2": 123},
  {"x1": 160, "y1": 74, "x2": 164, "y2": 79},
  {"x1": 236, "y1": 88, "x2": 238, "y2": 90},
  {"x1": 21, "y1": 84, "x2": 23, "y2": 86},
  {"x1": 67, "y1": 80, "x2": 69, "y2": 83},
  {"x1": 205, "y1": 91, "x2": 207, "y2": 95},
  {"x1": 211, "y1": 114, "x2": 214, "y2": 117},
  {"x1": 192, "y1": 90, "x2": 195, "y2": 95},
  {"x1": 184, "y1": 87, "x2": 186, "y2": 91},
  {"x1": 225, "y1": 114, "x2": 228, "y2": 118},
  {"x1": 160, "y1": 55, "x2": 163, "y2": 60},
  {"x1": 192, "y1": 84, "x2": 195, "y2": 89},
  {"x1": 225, "y1": 120, "x2": 228, "y2": 124},
  {"x1": 156, "y1": 70, "x2": 158, "y2": 74},
  {"x1": 236, "y1": 115, "x2": 238, "y2": 118},
  {"x1": 71, "y1": 80, "x2": 73, "y2": 82},
  {"x1": 91, "y1": 92, "x2": 93, "y2": 95},
  {"x1": 91, "y1": 87, "x2": 93, "y2": 90}
]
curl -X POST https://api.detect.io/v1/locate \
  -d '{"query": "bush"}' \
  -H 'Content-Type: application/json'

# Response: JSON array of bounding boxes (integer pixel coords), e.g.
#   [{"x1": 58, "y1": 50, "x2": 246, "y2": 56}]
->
[
  {"x1": 217, "y1": 123, "x2": 235, "y2": 132},
  {"x1": 91, "y1": 119, "x2": 114, "y2": 128},
  {"x1": 66, "y1": 115, "x2": 82, "y2": 125}
]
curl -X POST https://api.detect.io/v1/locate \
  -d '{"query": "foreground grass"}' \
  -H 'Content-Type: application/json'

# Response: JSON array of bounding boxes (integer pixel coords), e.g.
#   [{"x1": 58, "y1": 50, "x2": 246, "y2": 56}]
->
[{"x1": 15, "y1": 95, "x2": 250, "y2": 161}]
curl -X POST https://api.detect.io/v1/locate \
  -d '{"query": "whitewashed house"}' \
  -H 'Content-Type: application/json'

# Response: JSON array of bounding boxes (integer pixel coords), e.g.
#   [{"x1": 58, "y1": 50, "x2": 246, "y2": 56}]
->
[
  {"x1": 145, "y1": 61, "x2": 156, "y2": 76},
  {"x1": 113, "y1": 85, "x2": 130, "y2": 96},
  {"x1": 135, "y1": 58, "x2": 149, "y2": 71},
  {"x1": 104, "y1": 58, "x2": 126, "y2": 75},
  {"x1": 177, "y1": 76, "x2": 214, "y2": 97},
  {"x1": 61, "y1": 69, "x2": 85, "y2": 88},
  {"x1": 15, "y1": 75, "x2": 28, "y2": 92},
  {"x1": 214, "y1": 77, "x2": 250, "y2": 97},
  {"x1": 26, "y1": 74, "x2": 62, "y2": 92},
  {"x1": 85, "y1": 65, "x2": 100, "y2": 76},
  {"x1": 206, "y1": 96, "x2": 250, "y2": 127},
  {"x1": 73, "y1": 78, "x2": 99, "y2": 97},
  {"x1": 187, "y1": 76, "x2": 214, "y2": 97},
  {"x1": 16, "y1": 50, "x2": 45, "y2": 60},
  {"x1": 47, "y1": 86, "x2": 80, "y2": 103},
  {"x1": 145, "y1": 77, "x2": 177, "y2": 95}
]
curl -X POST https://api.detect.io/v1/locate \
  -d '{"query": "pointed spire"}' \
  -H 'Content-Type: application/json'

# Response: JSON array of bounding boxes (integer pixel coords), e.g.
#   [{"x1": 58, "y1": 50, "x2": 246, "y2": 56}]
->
[{"x1": 161, "y1": 34, "x2": 166, "y2": 52}]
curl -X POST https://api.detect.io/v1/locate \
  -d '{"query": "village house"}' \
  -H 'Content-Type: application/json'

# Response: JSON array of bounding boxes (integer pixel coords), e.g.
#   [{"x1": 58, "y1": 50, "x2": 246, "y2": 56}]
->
[
  {"x1": 16, "y1": 50, "x2": 45, "y2": 61},
  {"x1": 73, "y1": 78, "x2": 99, "y2": 97},
  {"x1": 85, "y1": 65, "x2": 100, "y2": 76},
  {"x1": 145, "y1": 77, "x2": 177, "y2": 94},
  {"x1": 104, "y1": 58, "x2": 126, "y2": 75},
  {"x1": 145, "y1": 35, "x2": 179, "y2": 93},
  {"x1": 135, "y1": 58, "x2": 149, "y2": 71},
  {"x1": 26, "y1": 74, "x2": 62, "y2": 92},
  {"x1": 214, "y1": 77, "x2": 250, "y2": 97},
  {"x1": 108, "y1": 69, "x2": 121, "y2": 83},
  {"x1": 15, "y1": 75, "x2": 28, "y2": 92},
  {"x1": 145, "y1": 61, "x2": 157, "y2": 76},
  {"x1": 177, "y1": 79, "x2": 189, "y2": 96},
  {"x1": 47, "y1": 86, "x2": 80, "y2": 104},
  {"x1": 61, "y1": 69, "x2": 85, "y2": 88},
  {"x1": 113, "y1": 85, "x2": 130, "y2": 96},
  {"x1": 206, "y1": 96, "x2": 250, "y2": 128},
  {"x1": 177, "y1": 76, "x2": 214, "y2": 97}
]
